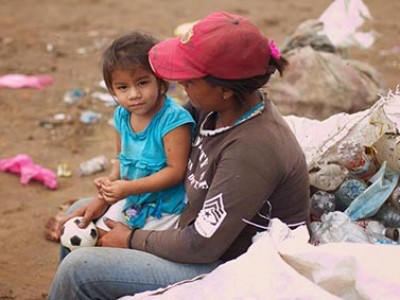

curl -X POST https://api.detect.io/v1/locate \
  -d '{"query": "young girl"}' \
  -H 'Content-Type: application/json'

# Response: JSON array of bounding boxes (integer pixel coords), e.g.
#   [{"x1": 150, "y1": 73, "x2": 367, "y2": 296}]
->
[{"x1": 93, "y1": 31, "x2": 195, "y2": 234}]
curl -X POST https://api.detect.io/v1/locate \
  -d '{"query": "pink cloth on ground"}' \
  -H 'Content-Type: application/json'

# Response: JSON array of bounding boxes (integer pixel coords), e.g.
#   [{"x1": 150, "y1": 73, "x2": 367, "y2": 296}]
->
[
  {"x1": 0, "y1": 74, "x2": 54, "y2": 90},
  {"x1": 0, "y1": 154, "x2": 58, "y2": 189}
]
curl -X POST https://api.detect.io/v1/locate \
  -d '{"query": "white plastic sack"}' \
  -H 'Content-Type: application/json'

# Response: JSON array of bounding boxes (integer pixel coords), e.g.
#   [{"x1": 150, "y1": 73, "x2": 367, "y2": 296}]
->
[
  {"x1": 119, "y1": 218, "x2": 400, "y2": 300},
  {"x1": 284, "y1": 87, "x2": 400, "y2": 190}
]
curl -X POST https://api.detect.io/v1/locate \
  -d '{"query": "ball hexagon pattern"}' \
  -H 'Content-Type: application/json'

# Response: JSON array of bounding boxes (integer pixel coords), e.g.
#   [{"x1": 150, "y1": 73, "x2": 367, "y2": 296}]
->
[{"x1": 60, "y1": 216, "x2": 98, "y2": 251}]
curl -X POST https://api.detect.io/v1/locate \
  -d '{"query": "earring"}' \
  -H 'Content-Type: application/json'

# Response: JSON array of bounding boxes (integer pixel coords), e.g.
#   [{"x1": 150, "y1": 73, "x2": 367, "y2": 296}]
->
[{"x1": 222, "y1": 94, "x2": 227, "y2": 100}]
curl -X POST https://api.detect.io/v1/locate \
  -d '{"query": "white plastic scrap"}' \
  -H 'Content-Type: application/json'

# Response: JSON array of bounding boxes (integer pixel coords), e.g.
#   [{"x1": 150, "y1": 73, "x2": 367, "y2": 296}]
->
[{"x1": 319, "y1": 0, "x2": 376, "y2": 49}]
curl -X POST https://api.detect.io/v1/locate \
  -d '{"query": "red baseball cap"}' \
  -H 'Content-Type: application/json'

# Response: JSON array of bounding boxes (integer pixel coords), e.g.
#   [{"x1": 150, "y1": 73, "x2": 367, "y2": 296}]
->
[{"x1": 149, "y1": 11, "x2": 271, "y2": 81}]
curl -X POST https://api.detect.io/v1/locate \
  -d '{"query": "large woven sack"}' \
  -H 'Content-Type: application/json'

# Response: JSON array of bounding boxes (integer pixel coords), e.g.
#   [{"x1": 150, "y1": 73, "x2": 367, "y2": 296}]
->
[
  {"x1": 268, "y1": 46, "x2": 385, "y2": 120},
  {"x1": 267, "y1": 19, "x2": 385, "y2": 120}
]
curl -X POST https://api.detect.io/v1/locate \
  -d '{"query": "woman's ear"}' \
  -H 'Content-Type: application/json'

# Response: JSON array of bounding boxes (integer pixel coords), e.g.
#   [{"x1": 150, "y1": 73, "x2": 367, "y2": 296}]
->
[{"x1": 221, "y1": 88, "x2": 234, "y2": 100}]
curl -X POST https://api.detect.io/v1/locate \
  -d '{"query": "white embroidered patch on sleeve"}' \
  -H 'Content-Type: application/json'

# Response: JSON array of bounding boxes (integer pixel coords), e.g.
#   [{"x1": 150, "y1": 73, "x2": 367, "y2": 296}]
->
[{"x1": 194, "y1": 193, "x2": 226, "y2": 238}]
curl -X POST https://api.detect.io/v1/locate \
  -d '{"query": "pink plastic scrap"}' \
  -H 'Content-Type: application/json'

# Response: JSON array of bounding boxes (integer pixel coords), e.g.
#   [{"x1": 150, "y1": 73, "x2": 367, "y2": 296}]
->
[
  {"x1": 0, "y1": 154, "x2": 58, "y2": 190},
  {"x1": 0, "y1": 74, "x2": 54, "y2": 90}
]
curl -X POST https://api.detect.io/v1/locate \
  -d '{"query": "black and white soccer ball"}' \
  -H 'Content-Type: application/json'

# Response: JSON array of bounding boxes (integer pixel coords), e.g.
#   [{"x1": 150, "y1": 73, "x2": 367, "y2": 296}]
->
[{"x1": 60, "y1": 216, "x2": 98, "y2": 251}]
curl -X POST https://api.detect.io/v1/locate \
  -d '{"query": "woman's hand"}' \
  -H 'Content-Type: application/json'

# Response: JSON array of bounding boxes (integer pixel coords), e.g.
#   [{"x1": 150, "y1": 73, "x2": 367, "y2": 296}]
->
[
  {"x1": 101, "y1": 179, "x2": 132, "y2": 204},
  {"x1": 57, "y1": 197, "x2": 109, "y2": 235},
  {"x1": 97, "y1": 219, "x2": 131, "y2": 248}
]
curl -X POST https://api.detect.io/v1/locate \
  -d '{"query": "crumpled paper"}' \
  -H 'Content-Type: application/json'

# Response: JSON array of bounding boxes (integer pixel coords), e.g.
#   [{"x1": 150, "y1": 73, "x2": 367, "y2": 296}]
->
[{"x1": 0, "y1": 154, "x2": 58, "y2": 189}]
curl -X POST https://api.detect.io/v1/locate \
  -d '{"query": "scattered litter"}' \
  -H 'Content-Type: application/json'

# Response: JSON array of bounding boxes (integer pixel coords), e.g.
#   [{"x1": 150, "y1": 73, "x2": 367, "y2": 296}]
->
[
  {"x1": 80, "y1": 110, "x2": 102, "y2": 124},
  {"x1": 98, "y1": 80, "x2": 107, "y2": 90},
  {"x1": 107, "y1": 118, "x2": 114, "y2": 127},
  {"x1": 63, "y1": 88, "x2": 86, "y2": 104},
  {"x1": 319, "y1": 0, "x2": 376, "y2": 49},
  {"x1": 76, "y1": 47, "x2": 89, "y2": 55},
  {"x1": 0, "y1": 154, "x2": 58, "y2": 189},
  {"x1": 46, "y1": 43, "x2": 54, "y2": 52},
  {"x1": 38, "y1": 113, "x2": 72, "y2": 128},
  {"x1": 57, "y1": 163, "x2": 72, "y2": 177},
  {"x1": 78, "y1": 155, "x2": 108, "y2": 176},
  {"x1": 0, "y1": 74, "x2": 54, "y2": 90},
  {"x1": 91, "y1": 91, "x2": 117, "y2": 106}
]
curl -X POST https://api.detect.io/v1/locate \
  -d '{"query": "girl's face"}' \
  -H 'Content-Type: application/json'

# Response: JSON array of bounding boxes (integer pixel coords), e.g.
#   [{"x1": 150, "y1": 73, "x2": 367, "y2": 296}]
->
[
  {"x1": 111, "y1": 67, "x2": 162, "y2": 118},
  {"x1": 178, "y1": 78, "x2": 223, "y2": 112}
]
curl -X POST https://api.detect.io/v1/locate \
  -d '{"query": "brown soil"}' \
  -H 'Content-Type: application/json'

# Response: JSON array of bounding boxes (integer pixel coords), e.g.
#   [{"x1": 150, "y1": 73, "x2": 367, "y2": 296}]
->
[{"x1": 0, "y1": 0, "x2": 399, "y2": 299}]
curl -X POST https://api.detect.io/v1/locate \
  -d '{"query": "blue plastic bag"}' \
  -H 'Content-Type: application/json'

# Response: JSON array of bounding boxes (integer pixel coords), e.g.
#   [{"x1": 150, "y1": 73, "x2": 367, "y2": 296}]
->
[{"x1": 345, "y1": 161, "x2": 399, "y2": 220}]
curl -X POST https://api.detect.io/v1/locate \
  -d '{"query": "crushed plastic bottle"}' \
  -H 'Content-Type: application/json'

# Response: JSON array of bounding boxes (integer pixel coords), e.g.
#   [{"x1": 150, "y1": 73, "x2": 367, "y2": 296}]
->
[
  {"x1": 335, "y1": 178, "x2": 367, "y2": 211},
  {"x1": 310, "y1": 190, "x2": 336, "y2": 220},
  {"x1": 365, "y1": 220, "x2": 400, "y2": 245},
  {"x1": 78, "y1": 156, "x2": 108, "y2": 176},
  {"x1": 337, "y1": 140, "x2": 376, "y2": 180},
  {"x1": 374, "y1": 204, "x2": 400, "y2": 228},
  {"x1": 63, "y1": 88, "x2": 85, "y2": 104},
  {"x1": 80, "y1": 110, "x2": 102, "y2": 124}
]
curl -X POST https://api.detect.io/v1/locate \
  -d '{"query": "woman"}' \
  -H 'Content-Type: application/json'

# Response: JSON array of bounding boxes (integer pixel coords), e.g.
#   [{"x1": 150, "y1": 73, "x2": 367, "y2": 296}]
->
[{"x1": 48, "y1": 11, "x2": 310, "y2": 300}]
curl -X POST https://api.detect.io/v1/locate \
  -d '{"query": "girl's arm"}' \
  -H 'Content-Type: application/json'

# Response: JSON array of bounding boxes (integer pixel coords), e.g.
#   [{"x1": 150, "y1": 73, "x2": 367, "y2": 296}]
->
[
  {"x1": 93, "y1": 130, "x2": 121, "y2": 195},
  {"x1": 108, "y1": 130, "x2": 122, "y2": 180},
  {"x1": 101, "y1": 124, "x2": 191, "y2": 202}
]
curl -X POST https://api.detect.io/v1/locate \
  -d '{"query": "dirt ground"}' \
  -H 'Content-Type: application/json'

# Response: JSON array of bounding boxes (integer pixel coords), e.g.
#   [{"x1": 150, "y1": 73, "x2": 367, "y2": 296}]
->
[{"x1": 0, "y1": 0, "x2": 399, "y2": 299}]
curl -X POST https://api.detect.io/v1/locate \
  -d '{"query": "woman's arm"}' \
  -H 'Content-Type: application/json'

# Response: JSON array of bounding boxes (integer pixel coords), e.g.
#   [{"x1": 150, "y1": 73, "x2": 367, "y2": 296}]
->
[{"x1": 129, "y1": 141, "x2": 278, "y2": 263}]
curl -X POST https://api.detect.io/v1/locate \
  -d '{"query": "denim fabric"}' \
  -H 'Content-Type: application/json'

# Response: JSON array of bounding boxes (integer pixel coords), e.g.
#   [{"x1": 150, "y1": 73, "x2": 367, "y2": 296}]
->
[
  {"x1": 49, "y1": 247, "x2": 221, "y2": 300},
  {"x1": 50, "y1": 197, "x2": 222, "y2": 299}
]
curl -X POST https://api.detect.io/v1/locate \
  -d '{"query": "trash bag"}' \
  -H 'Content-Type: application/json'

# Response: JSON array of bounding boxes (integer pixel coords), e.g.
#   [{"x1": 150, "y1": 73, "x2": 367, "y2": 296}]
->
[
  {"x1": 119, "y1": 218, "x2": 400, "y2": 300},
  {"x1": 268, "y1": 45, "x2": 385, "y2": 120},
  {"x1": 268, "y1": 18, "x2": 385, "y2": 120}
]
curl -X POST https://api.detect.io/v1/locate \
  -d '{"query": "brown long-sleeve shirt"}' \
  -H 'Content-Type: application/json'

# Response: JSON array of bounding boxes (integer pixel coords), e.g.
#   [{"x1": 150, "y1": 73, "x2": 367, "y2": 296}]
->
[{"x1": 132, "y1": 95, "x2": 310, "y2": 263}]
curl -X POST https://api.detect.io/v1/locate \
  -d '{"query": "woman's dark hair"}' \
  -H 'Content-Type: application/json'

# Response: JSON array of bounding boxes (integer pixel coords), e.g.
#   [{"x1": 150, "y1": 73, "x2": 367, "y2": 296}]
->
[
  {"x1": 102, "y1": 31, "x2": 169, "y2": 97},
  {"x1": 204, "y1": 55, "x2": 288, "y2": 105}
]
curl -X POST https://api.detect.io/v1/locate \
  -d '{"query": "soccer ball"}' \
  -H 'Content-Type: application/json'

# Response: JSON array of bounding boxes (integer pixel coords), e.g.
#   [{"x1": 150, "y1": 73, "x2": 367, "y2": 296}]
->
[{"x1": 60, "y1": 216, "x2": 98, "y2": 251}]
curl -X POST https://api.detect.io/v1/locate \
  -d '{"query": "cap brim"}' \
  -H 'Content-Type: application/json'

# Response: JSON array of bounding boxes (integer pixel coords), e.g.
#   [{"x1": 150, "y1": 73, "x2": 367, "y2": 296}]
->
[{"x1": 149, "y1": 38, "x2": 206, "y2": 81}]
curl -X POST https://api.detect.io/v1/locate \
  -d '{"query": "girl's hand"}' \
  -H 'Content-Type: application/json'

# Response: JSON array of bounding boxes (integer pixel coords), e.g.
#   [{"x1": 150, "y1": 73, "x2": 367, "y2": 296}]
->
[
  {"x1": 97, "y1": 218, "x2": 131, "y2": 248},
  {"x1": 93, "y1": 176, "x2": 116, "y2": 199},
  {"x1": 101, "y1": 180, "x2": 131, "y2": 204}
]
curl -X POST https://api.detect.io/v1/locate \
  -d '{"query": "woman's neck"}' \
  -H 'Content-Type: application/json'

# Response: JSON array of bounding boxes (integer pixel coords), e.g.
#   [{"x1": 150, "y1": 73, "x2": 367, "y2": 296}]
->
[{"x1": 215, "y1": 91, "x2": 261, "y2": 128}]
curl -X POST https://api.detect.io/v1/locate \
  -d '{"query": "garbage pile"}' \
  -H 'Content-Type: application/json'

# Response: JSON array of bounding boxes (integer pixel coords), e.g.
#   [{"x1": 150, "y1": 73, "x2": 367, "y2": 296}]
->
[
  {"x1": 267, "y1": 0, "x2": 385, "y2": 120},
  {"x1": 285, "y1": 87, "x2": 400, "y2": 246}
]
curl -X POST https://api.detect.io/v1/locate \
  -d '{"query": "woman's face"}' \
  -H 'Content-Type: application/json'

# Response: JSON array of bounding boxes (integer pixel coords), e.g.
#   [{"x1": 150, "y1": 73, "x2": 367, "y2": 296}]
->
[{"x1": 178, "y1": 78, "x2": 223, "y2": 112}]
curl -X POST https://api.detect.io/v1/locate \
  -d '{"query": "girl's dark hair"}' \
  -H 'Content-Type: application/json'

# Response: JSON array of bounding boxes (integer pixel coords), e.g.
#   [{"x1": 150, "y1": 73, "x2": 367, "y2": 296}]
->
[
  {"x1": 102, "y1": 31, "x2": 169, "y2": 97},
  {"x1": 204, "y1": 55, "x2": 288, "y2": 105}
]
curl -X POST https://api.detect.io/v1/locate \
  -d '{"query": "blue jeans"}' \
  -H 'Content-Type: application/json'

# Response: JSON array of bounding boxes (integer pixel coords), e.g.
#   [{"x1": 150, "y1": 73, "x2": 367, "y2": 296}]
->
[
  {"x1": 48, "y1": 198, "x2": 222, "y2": 299},
  {"x1": 48, "y1": 247, "x2": 222, "y2": 300}
]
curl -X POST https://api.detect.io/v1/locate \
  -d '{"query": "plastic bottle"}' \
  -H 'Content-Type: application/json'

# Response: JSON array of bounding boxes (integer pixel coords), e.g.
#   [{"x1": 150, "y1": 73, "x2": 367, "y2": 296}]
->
[
  {"x1": 374, "y1": 204, "x2": 400, "y2": 228},
  {"x1": 334, "y1": 178, "x2": 367, "y2": 211},
  {"x1": 78, "y1": 156, "x2": 108, "y2": 176},
  {"x1": 383, "y1": 228, "x2": 399, "y2": 241},
  {"x1": 63, "y1": 88, "x2": 85, "y2": 104},
  {"x1": 337, "y1": 140, "x2": 375, "y2": 180},
  {"x1": 365, "y1": 220, "x2": 399, "y2": 244},
  {"x1": 310, "y1": 190, "x2": 336, "y2": 220}
]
